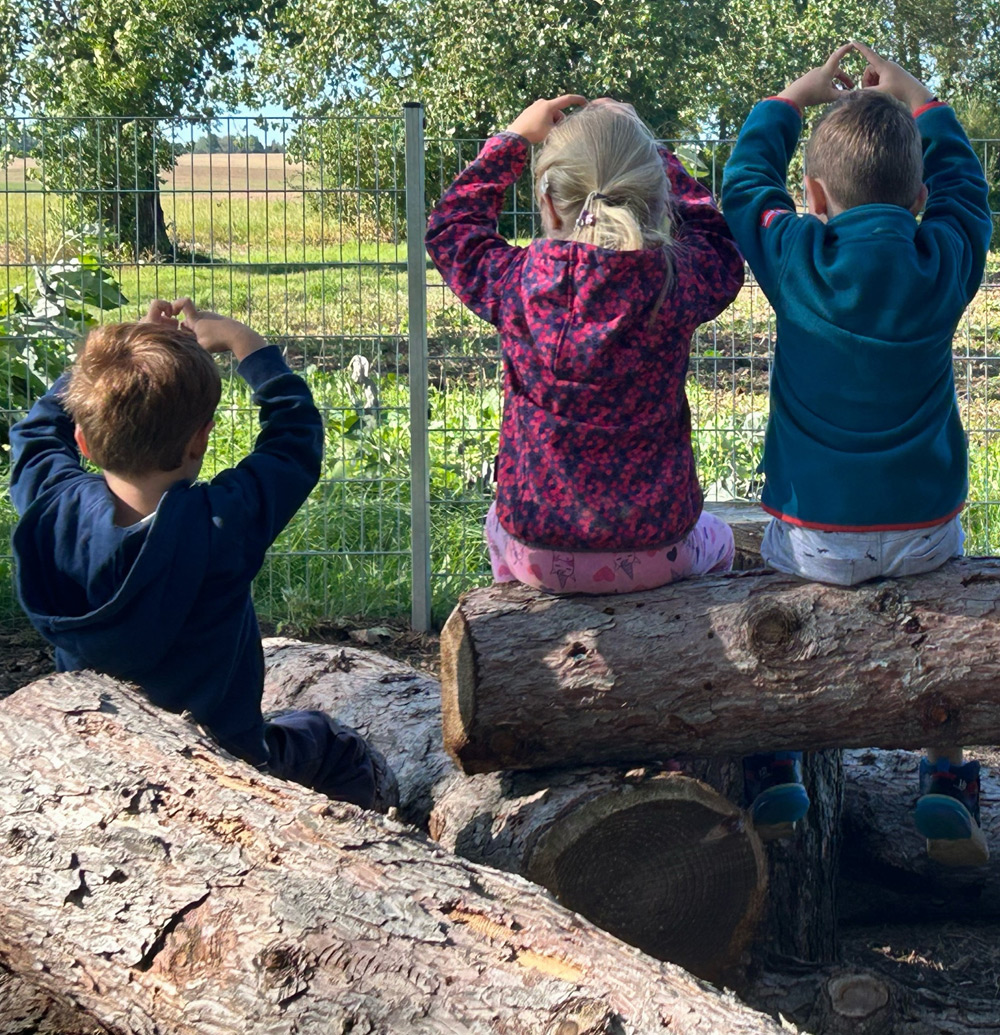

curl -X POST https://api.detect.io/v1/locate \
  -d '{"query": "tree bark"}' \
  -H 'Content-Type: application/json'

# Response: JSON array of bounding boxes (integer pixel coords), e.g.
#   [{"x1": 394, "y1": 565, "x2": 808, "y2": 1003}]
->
[
  {"x1": 440, "y1": 559, "x2": 1000, "y2": 774},
  {"x1": 0, "y1": 966, "x2": 108, "y2": 1035},
  {"x1": 429, "y1": 764, "x2": 767, "y2": 985},
  {"x1": 262, "y1": 640, "x2": 842, "y2": 983},
  {"x1": 0, "y1": 671, "x2": 790, "y2": 1035},
  {"x1": 745, "y1": 963, "x2": 1000, "y2": 1035},
  {"x1": 261, "y1": 638, "x2": 452, "y2": 828}
]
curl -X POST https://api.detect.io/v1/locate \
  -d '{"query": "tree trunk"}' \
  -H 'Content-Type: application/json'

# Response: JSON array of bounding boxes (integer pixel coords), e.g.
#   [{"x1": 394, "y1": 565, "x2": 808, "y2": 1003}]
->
[
  {"x1": 839, "y1": 747, "x2": 1000, "y2": 922},
  {"x1": 430, "y1": 764, "x2": 767, "y2": 985},
  {"x1": 0, "y1": 966, "x2": 108, "y2": 1035},
  {"x1": 440, "y1": 559, "x2": 1000, "y2": 773},
  {"x1": 108, "y1": 124, "x2": 171, "y2": 257},
  {"x1": 262, "y1": 640, "x2": 839, "y2": 984},
  {"x1": 0, "y1": 671, "x2": 790, "y2": 1035},
  {"x1": 261, "y1": 638, "x2": 452, "y2": 828}
]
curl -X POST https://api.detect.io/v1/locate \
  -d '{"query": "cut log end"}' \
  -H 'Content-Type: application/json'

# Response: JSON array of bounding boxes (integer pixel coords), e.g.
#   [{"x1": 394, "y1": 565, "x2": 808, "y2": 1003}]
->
[
  {"x1": 439, "y1": 605, "x2": 476, "y2": 766},
  {"x1": 526, "y1": 775, "x2": 767, "y2": 983}
]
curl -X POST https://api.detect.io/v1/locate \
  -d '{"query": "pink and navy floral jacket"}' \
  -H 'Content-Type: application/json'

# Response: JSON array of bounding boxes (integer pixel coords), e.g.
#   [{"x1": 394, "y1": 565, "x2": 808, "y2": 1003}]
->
[{"x1": 426, "y1": 131, "x2": 744, "y2": 551}]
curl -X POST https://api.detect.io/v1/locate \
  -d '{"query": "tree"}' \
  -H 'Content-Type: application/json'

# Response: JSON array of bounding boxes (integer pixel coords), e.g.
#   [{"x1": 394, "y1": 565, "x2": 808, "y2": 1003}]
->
[
  {"x1": 0, "y1": 0, "x2": 265, "y2": 255},
  {"x1": 251, "y1": 0, "x2": 729, "y2": 139},
  {"x1": 249, "y1": 0, "x2": 1000, "y2": 142}
]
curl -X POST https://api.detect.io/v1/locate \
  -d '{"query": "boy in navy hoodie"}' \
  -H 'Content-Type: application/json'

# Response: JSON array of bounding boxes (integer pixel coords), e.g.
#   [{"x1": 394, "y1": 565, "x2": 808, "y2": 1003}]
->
[
  {"x1": 9, "y1": 299, "x2": 396, "y2": 811},
  {"x1": 723, "y1": 43, "x2": 991, "y2": 863}
]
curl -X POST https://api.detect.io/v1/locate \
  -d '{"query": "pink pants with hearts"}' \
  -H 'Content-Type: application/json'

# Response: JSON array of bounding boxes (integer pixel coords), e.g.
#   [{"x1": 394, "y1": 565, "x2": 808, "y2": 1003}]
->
[{"x1": 485, "y1": 503, "x2": 734, "y2": 594}]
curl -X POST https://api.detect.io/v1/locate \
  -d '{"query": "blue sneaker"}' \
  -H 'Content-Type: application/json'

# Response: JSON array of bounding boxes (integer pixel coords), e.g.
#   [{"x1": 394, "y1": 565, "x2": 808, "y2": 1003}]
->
[
  {"x1": 744, "y1": 751, "x2": 810, "y2": 841},
  {"x1": 914, "y1": 757, "x2": 989, "y2": 866}
]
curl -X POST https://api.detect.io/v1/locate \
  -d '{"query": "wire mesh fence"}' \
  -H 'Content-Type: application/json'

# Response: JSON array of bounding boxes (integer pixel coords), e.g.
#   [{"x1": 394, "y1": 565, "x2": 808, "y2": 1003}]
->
[{"x1": 1, "y1": 111, "x2": 998, "y2": 632}]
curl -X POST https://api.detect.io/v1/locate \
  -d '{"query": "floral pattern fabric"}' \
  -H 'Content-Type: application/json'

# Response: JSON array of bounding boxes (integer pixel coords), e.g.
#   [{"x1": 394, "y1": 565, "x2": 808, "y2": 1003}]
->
[{"x1": 426, "y1": 131, "x2": 744, "y2": 551}]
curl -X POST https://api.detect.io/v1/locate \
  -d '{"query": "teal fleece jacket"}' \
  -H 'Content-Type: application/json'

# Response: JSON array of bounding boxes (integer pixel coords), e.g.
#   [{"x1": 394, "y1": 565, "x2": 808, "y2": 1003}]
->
[{"x1": 722, "y1": 98, "x2": 991, "y2": 530}]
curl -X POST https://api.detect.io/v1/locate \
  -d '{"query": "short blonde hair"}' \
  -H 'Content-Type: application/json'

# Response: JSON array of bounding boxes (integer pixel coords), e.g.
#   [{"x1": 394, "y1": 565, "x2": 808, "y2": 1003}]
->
[
  {"x1": 65, "y1": 322, "x2": 221, "y2": 476},
  {"x1": 806, "y1": 91, "x2": 923, "y2": 210},
  {"x1": 534, "y1": 103, "x2": 673, "y2": 258}
]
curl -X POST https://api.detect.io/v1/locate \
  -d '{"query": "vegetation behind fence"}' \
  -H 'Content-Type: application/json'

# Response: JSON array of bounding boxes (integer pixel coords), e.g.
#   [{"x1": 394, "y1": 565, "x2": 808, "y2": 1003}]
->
[{"x1": 1, "y1": 113, "x2": 999, "y2": 631}]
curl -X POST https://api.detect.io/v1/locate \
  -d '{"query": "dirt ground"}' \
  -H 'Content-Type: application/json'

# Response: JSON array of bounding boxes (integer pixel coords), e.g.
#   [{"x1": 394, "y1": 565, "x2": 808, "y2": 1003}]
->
[{"x1": 2, "y1": 623, "x2": 999, "y2": 1026}]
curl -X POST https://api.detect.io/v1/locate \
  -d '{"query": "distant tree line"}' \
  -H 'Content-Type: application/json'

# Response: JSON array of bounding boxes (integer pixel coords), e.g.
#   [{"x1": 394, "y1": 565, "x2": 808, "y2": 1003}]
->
[{"x1": 181, "y1": 132, "x2": 284, "y2": 155}]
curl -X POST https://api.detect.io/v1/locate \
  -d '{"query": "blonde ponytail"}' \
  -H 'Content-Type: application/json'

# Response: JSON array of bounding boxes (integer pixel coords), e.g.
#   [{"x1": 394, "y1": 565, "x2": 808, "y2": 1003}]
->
[{"x1": 534, "y1": 103, "x2": 674, "y2": 280}]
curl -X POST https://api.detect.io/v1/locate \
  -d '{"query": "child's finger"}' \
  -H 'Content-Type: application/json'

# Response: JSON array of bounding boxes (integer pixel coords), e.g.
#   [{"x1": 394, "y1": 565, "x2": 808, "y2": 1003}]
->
[
  {"x1": 172, "y1": 297, "x2": 199, "y2": 324},
  {"x1": 862, "y1": 65, "x2": 880, "y2": 88},
  {"x1": 834, "y1": 70, "x2": 855, "y2": 90},
  {"x1": 852, "y1": 41, "x2": 881, "y2": 66},
  {"x1": 144, "y1": 299, "x2": 173, "y2": 323},
  {"x1": 824, "y1": 42, "x2": 855, "y2": 71},
  {"x1": 551, "y1": 94, "x2": 587, "y2": 111}
]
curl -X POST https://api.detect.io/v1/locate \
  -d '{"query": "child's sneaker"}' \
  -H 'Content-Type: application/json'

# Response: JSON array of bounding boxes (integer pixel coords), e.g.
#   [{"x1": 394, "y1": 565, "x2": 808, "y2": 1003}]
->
[
  {"x1": 744, "y1": 751, "x2": 810, "y2": 841},
  {"x1": 914, "y1": 757, "x2": 989, "y2": 866}
]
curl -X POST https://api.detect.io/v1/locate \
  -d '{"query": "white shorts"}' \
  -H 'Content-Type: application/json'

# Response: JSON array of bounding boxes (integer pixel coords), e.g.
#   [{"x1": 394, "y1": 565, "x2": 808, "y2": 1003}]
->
[{"x1": 760, "y1": 515, "x2": 964, "y2": 587}]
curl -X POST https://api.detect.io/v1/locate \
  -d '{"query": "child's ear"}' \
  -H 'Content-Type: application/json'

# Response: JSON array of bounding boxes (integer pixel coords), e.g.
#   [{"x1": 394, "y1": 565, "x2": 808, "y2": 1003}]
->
[
  {"x1": 74, "y1": 425, "x2": 91, "y2": 459},
  {"x1": 540, "y1": 191, "x2": 563, "y2": 232},
  {"x1": 189, "y1": 419, "x2": 215, "y2": 460},
  {"x1": 910, "y1": 183, "x2": 928, "y2": 216},
  {"x1": 804, "y1": 175, "x2": 829, "y2": 218}
]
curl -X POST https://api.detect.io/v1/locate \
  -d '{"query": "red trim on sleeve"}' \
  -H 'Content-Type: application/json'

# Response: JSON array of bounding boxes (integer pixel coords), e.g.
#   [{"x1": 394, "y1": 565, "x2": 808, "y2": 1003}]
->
[
  {"x1": 760, "y1": 501, "x2": 964, "y2": 533},
  {"x1": 760, "y1": 208, "x2": 792, "y2": 228},
  {"x1": 912, "y1": 99, "x2": 947, "y2": 118},
  {"x1": 764, "y1": 96, "x2": 803, "y2": 117}
]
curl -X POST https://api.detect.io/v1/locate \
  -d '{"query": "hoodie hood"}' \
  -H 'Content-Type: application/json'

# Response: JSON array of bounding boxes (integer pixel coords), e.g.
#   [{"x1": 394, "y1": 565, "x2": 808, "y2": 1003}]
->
[
  {"x1": 13, "y1": 477, "x2": 212, "y2": 675},
  {"x1": 513, "y1": 238, "x2": 675, "y2": 412}
]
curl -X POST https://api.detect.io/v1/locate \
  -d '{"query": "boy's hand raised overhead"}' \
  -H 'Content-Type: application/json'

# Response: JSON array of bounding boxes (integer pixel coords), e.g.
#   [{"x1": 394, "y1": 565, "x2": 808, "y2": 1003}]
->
[
  {"x1": 854, "y1": 41, "x2": 935, "y2": 111},
  {"x1": 174, "y1": 299, "x2": 268, "y2": 363},
  {"x1": 142, "y1": 298, "x2": 180, "y2": 328},
  {"x1": 507, "y1": 95, "x2": 587, "y2": 144},
  {"x1": 778, "y1": 44, "x2": 856, "y2": 110}
]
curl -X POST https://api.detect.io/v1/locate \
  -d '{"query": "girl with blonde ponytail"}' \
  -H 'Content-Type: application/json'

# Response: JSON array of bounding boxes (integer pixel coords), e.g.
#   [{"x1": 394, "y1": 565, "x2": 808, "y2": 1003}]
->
[{"x1": 426, "y1": 95, "x2": 744, "y2": 594}]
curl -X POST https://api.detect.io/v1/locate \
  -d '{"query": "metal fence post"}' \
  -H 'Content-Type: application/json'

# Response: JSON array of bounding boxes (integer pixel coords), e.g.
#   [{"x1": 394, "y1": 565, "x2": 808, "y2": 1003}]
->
[{"x1": 405, "y1": 102, "x2": 432, "y2": 632}]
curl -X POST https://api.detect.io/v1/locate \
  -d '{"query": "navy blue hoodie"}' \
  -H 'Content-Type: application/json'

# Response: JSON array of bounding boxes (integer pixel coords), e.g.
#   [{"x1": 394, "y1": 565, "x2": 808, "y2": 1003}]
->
[{"x1": 8, "y1": 345, "x2": 323, "y2": 763}]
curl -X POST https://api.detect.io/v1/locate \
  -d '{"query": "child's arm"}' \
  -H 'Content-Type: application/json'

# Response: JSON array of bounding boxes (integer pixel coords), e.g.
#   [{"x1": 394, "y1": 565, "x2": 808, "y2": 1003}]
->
[
  {"x1": 426, "y1": 95, "x2": 585, "y2": 325},
  {"x1": 8, "y1": 373, "x2": 86, "y2": 515},
  {"x1": 178, "y1": 301, "x2": 323, "y2": 559},
  {"x1": 855, "y1": 42, "x2": 992, "y2": 300},
  {"x1": 721, "y1": 45, "x2": 855, "y2": 299},
  {"x1": 660, "y1": 147, "x2": 745, "y2": 321}
]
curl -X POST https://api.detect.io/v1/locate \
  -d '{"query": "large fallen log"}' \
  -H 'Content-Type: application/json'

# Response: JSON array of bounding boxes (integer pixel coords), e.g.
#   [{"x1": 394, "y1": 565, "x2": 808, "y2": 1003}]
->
[
  {"x1": 440, "y1": 559, "x2": 1000, "y2": 773},
  {"x1": 262, "y1": 640, "x2": 768, "y2": 982},
  {"x1": 0, "y1": 670, "x2": 790, "y2": 1035}
]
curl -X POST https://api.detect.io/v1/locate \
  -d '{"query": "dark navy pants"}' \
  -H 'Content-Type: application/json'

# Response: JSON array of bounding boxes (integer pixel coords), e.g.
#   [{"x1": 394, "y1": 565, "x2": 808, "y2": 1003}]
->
[{"x1": 262, "y1": 710, "x2": 381, "y2": 809}]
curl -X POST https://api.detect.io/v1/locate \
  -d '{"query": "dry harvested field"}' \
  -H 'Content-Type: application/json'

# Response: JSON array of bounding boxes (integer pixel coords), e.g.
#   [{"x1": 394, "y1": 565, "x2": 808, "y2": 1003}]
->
[
  {"x1": 163, "y1": 152, "x2": 307, "y2": 198},
  {"x1": 1, "y1": 153, "x2": 308, "y2": 199},
  {"x1": 1, "y1": 157, "x2": 40, "y2": 190}
]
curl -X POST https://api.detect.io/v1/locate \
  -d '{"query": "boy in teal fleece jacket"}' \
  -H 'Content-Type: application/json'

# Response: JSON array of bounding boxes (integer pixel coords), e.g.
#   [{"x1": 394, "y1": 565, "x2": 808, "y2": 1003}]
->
[{"x1": 723, "y1": 43, "x2": 992, "y2": 864}]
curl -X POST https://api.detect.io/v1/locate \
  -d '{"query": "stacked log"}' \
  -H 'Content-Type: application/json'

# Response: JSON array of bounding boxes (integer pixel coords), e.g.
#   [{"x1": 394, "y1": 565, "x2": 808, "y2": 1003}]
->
[
  {"x1": 262, "y1": 639, "x2": 768, "y2": 982},
  {"x1": 439, "y1": 561, "x2": 1000, "y2": 772}
]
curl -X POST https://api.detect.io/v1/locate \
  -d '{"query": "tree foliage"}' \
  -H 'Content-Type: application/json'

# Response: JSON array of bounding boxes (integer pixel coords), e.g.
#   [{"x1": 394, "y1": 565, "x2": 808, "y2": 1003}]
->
[
  {"x1": 250, "y1": 0, "x2": 1000, "y2": 139},
  {"x1": 0, "y1": 0, "x2": 264, "y2": 253}
]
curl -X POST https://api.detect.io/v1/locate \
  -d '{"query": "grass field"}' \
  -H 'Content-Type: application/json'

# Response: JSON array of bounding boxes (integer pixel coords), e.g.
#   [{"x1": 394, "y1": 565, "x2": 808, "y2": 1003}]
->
[{"x1": 2, "y1": 151, "x2": 1000, "y2": 631}]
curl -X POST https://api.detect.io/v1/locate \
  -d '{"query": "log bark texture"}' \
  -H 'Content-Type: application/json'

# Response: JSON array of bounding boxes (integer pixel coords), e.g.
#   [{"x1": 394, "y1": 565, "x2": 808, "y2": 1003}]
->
[
  {"x1": 261, "y1": 640, "x2": 769, "y2": 983},
  {"x1": 0, "y1": 671, "x2": 791, "y2": 1035},
  {"x1": 746, "y1": 964, "x2": 1000, "y2": 1035},
  {"x1": 440, "y1": 559, "x2": 1000, "y2": 773},
  {"x1": 261, "y1": 638, "x2": 452, "y2": 827}
]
